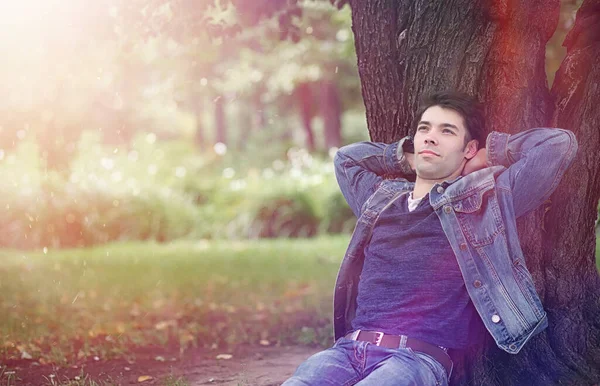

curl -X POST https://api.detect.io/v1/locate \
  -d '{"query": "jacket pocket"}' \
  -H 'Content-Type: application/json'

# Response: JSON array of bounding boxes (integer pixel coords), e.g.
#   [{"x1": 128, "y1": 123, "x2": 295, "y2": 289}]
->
[{"x1": 453, "y1": 184, "x2": 504, "y2": 246}]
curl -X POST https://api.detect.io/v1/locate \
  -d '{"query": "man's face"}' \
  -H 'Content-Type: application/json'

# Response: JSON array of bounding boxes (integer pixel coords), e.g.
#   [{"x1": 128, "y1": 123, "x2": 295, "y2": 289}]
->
[{"x1": 413, "y1": 105, "x2": 477, "y2": 181}]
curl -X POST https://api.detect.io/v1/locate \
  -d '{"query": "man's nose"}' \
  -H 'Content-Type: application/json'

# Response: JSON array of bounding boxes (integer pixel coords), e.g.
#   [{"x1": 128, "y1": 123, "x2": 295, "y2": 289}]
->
[{"x1": 424, "y1": 135, "x2": 438, "y2": 145}]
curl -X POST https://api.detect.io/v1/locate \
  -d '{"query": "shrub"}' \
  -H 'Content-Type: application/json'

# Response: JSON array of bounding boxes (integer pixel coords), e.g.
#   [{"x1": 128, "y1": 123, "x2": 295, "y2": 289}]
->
[{"x1": 0, "y1": 135, "x2": 356, "y2": 248}]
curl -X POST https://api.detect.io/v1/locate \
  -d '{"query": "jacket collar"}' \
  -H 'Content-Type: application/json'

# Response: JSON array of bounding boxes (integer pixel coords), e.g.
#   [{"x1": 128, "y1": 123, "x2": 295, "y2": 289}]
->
[{"x1": 428, "y1": 166, "x2": 505, "y2": 209}]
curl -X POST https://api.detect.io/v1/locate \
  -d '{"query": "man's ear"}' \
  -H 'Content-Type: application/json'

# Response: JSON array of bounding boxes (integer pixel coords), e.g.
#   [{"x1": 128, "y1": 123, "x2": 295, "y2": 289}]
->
[{"x1": 464, "y1": 140, "x2": 479, "y2": 159}]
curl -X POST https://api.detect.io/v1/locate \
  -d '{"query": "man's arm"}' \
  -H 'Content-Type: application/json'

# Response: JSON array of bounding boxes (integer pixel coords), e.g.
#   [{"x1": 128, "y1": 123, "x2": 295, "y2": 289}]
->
[
  {"x1": 486, "y1": 128, "x2": 578, "y2": 218},
  {"x1": 334, "y1": 137, "x2": 414, "y2": 217}
]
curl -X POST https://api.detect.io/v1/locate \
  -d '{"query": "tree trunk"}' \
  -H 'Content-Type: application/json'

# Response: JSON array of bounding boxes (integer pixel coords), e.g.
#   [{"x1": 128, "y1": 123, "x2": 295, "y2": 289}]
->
[
  {"x1": 194, "y1": 96, "x2": 205, "y2": 149},
  {"x1": 253, "y1": 89, "x2": 266, "y2": 130},
  {"x1": 348, "y1": 0, "x2": 600, "y2": 384},
  {"x1": 296, "y1": 82, "x2": 317, "y2": 151},
  {"x1": 237, "y1": 100, "x2": 253, "y2": 149},
  {"x1": 214, "y1": 95, "x2": 226, "y2": 145},
  {"x1": 321, "y1": 80, "x2": 343, "y2": 149},
  {"x1": 545, "y1": 0, "x2": 600, "y2": 382}
]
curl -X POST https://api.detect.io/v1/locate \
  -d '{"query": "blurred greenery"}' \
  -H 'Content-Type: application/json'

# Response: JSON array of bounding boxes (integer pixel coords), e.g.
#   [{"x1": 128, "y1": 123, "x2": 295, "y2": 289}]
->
[
  {"x1": 0, "y1": 128, "x2": 364, "y2": 248},
  {"x1": 0, "y1": 0, "x2": 588, "y2": 250},
  {"x1": 0, "y1": 1, "x2": 368, "y2": 250}
]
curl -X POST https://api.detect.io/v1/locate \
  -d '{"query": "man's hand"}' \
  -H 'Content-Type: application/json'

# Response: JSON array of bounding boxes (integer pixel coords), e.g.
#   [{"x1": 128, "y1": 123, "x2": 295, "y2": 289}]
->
[{"x1": 462, "y1": 148, "x2": 488, "y2": 176}]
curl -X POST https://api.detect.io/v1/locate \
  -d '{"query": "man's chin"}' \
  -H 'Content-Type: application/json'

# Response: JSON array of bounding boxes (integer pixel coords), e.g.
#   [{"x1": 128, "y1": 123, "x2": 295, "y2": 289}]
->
[{"x1": 416, "y1": 169, "x2": 459, "y2": 182}]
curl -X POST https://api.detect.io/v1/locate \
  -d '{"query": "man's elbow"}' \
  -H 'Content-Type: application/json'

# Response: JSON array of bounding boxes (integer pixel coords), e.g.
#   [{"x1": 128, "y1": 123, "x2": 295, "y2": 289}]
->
[
  {"x1": 333, "y1": 147, "x2": 348, "y2": 172},
  {"x1": 334, "y1": 143, "x2": 366, "y2": 168},
  {"x1": 554, "y1": 129, "x2": 578, "y2": 165}
]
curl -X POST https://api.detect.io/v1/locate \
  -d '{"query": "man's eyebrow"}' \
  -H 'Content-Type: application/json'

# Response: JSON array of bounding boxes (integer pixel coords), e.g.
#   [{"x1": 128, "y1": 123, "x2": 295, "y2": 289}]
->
[
  {"x1": 440, "y1": 123, "x2": 459, "y2": 130},
  {"x1": 418, "y1": 121, "x2": 459, "y2": 130}
]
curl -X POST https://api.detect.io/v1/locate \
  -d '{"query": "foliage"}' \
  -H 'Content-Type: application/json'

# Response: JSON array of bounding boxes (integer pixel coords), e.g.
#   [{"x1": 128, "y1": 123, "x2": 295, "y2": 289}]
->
[
  {"x1": 0, "y1": 126, "x2": 361, "y2": 248},
  {"x1": 0, "y1": 0, "x2": 362, "y2": 175}
]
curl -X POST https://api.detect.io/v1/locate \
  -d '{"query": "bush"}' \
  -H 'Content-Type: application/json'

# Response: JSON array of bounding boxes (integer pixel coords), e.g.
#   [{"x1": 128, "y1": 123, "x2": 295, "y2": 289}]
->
[{"x1": 0, "y1": 134, "x2": 356, "y2": 248}]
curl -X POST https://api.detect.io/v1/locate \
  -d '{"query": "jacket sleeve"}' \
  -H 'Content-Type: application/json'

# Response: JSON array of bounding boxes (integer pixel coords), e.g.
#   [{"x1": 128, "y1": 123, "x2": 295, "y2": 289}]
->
[
  {"x1": 488, "y1": 128, "x2": 578, "y2": 219},
  {"x1": 334, "y1": 137, "x2": 414, "y2": 218}
]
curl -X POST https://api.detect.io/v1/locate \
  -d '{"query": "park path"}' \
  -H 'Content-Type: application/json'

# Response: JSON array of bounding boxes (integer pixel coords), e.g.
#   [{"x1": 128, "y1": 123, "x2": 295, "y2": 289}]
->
[
  {"x1": 182, "y1": 346, "x2": 319, "y2": 386},
  {"x1": 0, "y1": 345, "x2": 319, "y2": 385}
]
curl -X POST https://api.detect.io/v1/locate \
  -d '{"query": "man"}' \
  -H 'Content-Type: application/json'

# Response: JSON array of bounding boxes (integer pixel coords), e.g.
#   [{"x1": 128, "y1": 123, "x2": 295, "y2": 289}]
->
[{"x1": 282, "y1": 91, "x2": 578, "y2": 386}]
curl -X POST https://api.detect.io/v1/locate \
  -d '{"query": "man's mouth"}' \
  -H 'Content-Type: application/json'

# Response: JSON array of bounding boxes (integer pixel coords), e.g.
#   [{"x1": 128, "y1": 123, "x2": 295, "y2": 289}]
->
[{"x1": 418, "y1": 149, "x2": 440, "y2": 157}]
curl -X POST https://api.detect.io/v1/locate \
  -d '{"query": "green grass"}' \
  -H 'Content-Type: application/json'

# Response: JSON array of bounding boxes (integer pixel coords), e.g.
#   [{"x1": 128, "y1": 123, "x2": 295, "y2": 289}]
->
[
  {"x1": 1, "y1": 235, "x2": 598, "y2": 366},
  {"x1": 0, "y1": 236, "x2": 349, "y2": 365}
]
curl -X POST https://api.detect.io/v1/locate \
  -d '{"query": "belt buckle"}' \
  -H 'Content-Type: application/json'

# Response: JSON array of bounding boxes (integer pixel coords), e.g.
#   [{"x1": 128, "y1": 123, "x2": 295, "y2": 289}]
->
[{"x1": 374, "y1": 331, "x2": 384, "y2": 346}]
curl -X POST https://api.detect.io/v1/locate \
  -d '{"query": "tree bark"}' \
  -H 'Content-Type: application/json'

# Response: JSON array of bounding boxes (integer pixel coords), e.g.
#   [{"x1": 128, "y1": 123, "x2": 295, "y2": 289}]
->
[
  {"x1": 348, "y1": 0, "x2": 599, "y2": 384},
  {"x1": 545, "y1": 0, "x2": 600, "y2": 383}
]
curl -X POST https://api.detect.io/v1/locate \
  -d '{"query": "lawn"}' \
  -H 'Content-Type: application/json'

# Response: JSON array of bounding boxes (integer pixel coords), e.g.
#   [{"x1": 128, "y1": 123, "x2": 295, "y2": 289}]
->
[
  {"x1": 0, "y1": 237, "x2": 349, "y2": 366},
  {"x1": 1, "y1": 235, "x2": 599, "y2": 368}
]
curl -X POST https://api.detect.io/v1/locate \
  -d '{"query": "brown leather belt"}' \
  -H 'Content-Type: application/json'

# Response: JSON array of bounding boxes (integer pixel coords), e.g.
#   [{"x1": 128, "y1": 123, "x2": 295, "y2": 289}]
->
[{"x1": 345, "y1": 330, "x2": 453, "y2": 377}]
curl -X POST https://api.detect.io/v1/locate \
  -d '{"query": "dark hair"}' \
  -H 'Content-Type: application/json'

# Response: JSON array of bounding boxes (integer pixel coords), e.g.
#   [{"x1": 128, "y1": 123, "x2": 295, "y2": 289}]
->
[{"x1": 413, "y1": 91, "x2": 485, "y2": 148}]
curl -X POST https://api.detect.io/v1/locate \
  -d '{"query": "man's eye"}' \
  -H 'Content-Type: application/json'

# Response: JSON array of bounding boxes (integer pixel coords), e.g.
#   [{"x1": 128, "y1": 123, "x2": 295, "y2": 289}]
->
[
  {"x1": 443, "y1": 129, "x2": 455, "y2": 134},
  {"x1": 417, "y1": 126, "x2": 428, "y2": 131}
]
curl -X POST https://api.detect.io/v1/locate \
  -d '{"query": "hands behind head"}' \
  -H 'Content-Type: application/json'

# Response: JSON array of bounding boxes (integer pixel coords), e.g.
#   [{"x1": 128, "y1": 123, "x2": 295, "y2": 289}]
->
[{"x1": 462, "y1": 148, "x2": 488, "y2": 176}]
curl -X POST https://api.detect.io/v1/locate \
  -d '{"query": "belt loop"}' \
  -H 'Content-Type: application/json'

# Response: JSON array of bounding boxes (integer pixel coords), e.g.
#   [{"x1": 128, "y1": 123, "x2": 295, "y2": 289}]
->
[
  {"x1": 399, "y1": 335, "x2": 408, "y2": 349},
  {"x1": 351, "y1": 330, "x2": 361, "y2": 341}
]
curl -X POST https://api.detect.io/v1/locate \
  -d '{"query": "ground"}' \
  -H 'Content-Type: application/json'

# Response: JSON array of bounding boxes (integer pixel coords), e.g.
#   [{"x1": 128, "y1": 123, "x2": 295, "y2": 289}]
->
[{"x1": 1, "y1": 345, "x2": 319, "y2": 386}]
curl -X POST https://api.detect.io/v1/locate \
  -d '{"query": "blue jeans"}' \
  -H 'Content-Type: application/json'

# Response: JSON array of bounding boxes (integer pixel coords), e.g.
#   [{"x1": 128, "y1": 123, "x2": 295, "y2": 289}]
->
[{"x1": 282, "y1": 338, "x2": 448, "y2": 386}]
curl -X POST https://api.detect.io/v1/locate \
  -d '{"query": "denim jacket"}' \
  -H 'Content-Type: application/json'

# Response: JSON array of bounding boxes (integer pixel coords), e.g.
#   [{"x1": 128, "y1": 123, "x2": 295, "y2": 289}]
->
[{"x1": 332, "y1": 128, "x2": 578, "y2": 354}]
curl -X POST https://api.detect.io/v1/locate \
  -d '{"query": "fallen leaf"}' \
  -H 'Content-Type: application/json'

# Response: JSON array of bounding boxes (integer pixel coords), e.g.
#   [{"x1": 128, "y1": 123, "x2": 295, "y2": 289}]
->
[
  {"x1": 215, "y1": 354, "x2": 232, "y2": 360},
  {"x1": 124, "y1": 367, "x2": 131, "y2": 371},
  {"x1": 154, "y1": 356, "x2": 165, "y2": 362},
  {"x1": 259, "y1": 340, "x2": 270, "y2": 346},
  {"x1": 155, "y1": 320, "x2": 176, "y2": 330},
  {"x1": 21, "y1": 351, "x2": 32, "y2": 360},
  {"x1": 130, "y1": 304, "x2": 141, "y2": 317},
  {"x1": 138, "y1": 375, "x2": 153, "y2": 382}
]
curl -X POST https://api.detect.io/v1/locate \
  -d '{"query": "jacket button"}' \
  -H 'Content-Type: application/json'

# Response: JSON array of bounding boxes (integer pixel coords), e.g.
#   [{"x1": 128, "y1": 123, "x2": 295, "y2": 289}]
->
[
  {"x1": 473, "y1": 280, "x2": 482, "y2": 288},
  {"x1": 491, "y1": 314, "x2": 501, "y2": 323},
  {"x1": 509, "y1": 344, "x2": 517, "y2": 351},
  {"x1": 443, "y1": 205, "x2": 452, "y2": 214},
  {"x1": 437, "y1": 186, "x2": 444, "y2": 194},
  {"x1": 460, "y1": 243, "x2": 468, "y2": 251}
]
